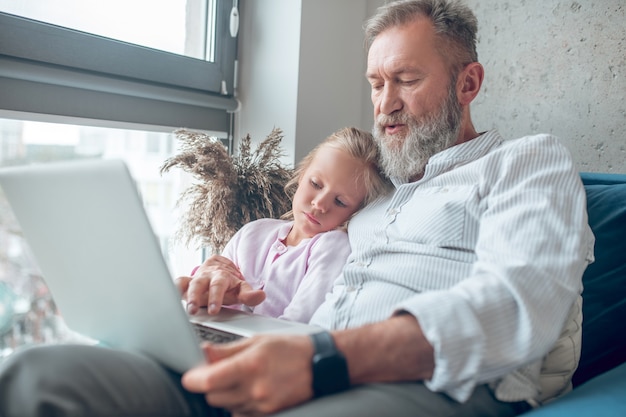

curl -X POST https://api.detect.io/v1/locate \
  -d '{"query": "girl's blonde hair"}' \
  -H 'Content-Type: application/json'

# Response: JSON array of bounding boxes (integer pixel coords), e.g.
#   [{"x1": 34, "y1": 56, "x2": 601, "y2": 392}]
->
[{"x1": 282, "y1": 127, "x2": 392, "y2": 220}]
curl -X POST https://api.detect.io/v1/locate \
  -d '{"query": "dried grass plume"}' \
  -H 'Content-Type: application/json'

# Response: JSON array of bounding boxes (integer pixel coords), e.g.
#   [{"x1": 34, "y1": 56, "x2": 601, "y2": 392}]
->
[{"x1": 161, "y1": 128, "x2": 293, "y2": 254}]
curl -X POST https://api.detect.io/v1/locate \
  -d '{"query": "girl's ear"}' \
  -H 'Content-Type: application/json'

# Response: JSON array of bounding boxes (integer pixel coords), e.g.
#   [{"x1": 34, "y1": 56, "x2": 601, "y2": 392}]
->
[{"x1": 457, "y1": 62, "x2": 484, "y2": 106}]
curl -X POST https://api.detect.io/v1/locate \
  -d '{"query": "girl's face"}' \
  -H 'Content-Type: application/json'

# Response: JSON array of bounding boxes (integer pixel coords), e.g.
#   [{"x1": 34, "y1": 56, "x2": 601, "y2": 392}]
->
[{"x1": 288, "y1": 145, "x2": 368, "y2": 245}]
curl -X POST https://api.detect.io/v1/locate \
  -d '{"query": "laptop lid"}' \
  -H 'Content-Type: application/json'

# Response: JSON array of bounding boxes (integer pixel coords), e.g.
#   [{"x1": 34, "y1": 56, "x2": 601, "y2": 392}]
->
[{"x1": 0, "y1": 159, "x2": 320, "y2": 373}]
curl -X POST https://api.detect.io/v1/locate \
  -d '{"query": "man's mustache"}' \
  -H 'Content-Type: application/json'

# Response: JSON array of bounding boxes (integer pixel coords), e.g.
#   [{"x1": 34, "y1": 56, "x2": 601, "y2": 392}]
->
[{"x1": 375, "y1": 113, "x2": 410, "y2": 127}]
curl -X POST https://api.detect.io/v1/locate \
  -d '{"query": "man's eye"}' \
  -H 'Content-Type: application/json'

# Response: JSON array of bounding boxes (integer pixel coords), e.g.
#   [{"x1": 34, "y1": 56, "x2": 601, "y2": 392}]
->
[
  {"x1": 368, "y1": 79, "x2": 383, "y2": 90},
  {"x1": 399, "y1": 79, "x2": 416, "y2": 85}
]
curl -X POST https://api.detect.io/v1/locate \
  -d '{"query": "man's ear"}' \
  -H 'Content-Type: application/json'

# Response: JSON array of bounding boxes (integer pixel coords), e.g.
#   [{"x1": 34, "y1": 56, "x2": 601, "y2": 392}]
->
[{"x1": 457, "y1": 62, "x2": 484, "y2": 106}]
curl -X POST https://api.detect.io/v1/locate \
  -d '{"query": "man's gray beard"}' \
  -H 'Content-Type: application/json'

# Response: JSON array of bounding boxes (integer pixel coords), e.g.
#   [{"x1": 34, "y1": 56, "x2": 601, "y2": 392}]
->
[{"x1": 373, "y1": 86, "x2": 462, "y2": 182}]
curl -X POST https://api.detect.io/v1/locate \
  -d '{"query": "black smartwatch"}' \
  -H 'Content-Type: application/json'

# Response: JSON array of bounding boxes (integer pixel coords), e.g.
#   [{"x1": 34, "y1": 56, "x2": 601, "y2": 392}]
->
[{"x1": 310, "y1": 330, "x2": 350, "y2": 397}]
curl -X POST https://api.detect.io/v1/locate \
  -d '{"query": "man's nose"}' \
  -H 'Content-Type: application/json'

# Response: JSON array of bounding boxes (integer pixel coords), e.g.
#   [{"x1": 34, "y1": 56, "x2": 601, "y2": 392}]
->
[{"x1": 376, "y1": 84, "x2": 403, "y2": 115}]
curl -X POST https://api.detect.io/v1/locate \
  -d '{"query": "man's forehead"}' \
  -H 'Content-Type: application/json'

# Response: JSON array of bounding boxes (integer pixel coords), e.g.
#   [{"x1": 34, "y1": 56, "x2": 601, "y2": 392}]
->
[
  {"x1": 366, "y1": 44, "x2": 432, "y2": 79},
  {"x1": 367, "y1": 54, "x2": 423, "y2": 76},
  {"x1": 366, "y1": 19, "x2": 442, "y2": 76}
]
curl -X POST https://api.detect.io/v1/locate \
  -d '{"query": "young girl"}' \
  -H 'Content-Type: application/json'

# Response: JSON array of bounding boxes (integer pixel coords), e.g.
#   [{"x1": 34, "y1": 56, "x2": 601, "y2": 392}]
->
[{"x1": 177, "y1": 127, "x2": 392, "y2": 323}]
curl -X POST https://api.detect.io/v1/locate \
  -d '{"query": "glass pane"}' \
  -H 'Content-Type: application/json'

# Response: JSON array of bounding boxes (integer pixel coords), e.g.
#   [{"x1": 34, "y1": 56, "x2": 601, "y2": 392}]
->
[
  {"x1": 0, "y1": 0, "x2": 216, "y2": 61},
  {"x1": 0, "y1": 117, "x2": 206, "y2": 358}
]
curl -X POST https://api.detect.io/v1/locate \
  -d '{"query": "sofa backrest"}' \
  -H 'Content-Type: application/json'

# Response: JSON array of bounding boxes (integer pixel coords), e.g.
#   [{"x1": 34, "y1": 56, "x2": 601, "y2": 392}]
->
[{"x1": 572, "y1": 172, "x2": 626, "y2": 386}]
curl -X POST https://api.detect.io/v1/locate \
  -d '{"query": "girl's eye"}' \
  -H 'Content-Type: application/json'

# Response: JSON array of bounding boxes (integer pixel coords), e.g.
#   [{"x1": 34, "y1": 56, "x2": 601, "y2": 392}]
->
[
  {"x1": 335, "y1": 198, "x2": 347, "y2": 208},
  {"x1": 310, "y1": 179, "x2": 321, "y2": 189}
]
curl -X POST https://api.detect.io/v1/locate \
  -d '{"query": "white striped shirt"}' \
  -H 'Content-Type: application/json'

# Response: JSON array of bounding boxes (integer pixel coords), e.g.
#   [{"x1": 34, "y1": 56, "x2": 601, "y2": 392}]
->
[{"x1": 309, "y1": 130, "x2": 595, "y2": 403}]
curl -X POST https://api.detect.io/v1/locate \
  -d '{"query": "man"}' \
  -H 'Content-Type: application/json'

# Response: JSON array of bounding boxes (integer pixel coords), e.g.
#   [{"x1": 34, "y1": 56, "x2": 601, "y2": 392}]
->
[{"x1": 0, "y1": 1, "x2": 593, "y2": 416}]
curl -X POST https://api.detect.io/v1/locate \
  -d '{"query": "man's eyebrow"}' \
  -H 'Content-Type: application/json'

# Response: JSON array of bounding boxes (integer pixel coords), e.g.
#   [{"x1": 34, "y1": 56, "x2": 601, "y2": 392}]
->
[{"x1": 366, "y1": 67, "x2": 423, "y2": 79}]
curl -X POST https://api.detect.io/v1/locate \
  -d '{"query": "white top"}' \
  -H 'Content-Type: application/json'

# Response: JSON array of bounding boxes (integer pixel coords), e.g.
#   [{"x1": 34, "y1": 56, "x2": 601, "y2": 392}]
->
[
  {"x1": 223, "y1": 218, "x2": 351, "y2": 323},
  {"x1": 310, "y1": 130, "x2": 595, "y2": 403}
]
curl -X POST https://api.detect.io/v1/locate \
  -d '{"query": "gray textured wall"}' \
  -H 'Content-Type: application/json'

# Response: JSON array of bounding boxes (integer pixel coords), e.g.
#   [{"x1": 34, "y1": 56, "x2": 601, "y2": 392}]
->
[
  {"x1": 465, "y1": 0, "x2": 625, "y2": 173},
  {"x1": 240, "y1": 1, "x2": 625, "y2": 173}
]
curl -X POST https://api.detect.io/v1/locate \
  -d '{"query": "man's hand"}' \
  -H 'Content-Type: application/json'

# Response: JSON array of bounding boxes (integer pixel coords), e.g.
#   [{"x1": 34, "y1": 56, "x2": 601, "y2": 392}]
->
[
  {"x1": 182, "y1": 315, "x2": 435, "y2": 416},
  {"x1": 176, "y1": 255, "x2": 266, "y2": 314},
  {"x1": 182, "y1": 335, "x2": 315, "y2": 416}
]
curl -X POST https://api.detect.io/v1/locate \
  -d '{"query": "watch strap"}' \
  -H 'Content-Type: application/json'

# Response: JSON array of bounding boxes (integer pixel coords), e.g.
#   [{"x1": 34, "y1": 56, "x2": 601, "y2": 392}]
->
[
  {"x1": 310, "y1": 331, "x2": 350, "y2": 397},
  {"x1": 311, "y1": 330, "x2": 335, "y2": 355}
]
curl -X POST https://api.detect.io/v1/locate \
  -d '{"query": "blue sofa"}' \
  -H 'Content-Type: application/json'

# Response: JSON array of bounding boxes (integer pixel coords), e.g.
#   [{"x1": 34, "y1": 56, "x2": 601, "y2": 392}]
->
[{"x1": 524, "y1": 172, "x2": 626, "y2": 416}]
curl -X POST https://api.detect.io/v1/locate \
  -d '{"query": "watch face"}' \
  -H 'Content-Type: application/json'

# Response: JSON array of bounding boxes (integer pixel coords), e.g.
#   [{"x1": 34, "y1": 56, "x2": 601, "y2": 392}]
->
[
  {"x1": 313, "y1": 352, "x2": 350, "y2": 395},
  {"x1": 315, "y1": 353, "x2": 344, "y2": 371},
  {"x1": 311, "y1": 331, "x2": 350, "y2": 397}
]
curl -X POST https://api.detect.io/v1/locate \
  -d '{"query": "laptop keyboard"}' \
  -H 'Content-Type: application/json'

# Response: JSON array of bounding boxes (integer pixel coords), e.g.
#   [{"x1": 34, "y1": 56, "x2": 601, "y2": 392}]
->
[{"x1": 191, "y1": 322, "x2": 243, "y2": 344}]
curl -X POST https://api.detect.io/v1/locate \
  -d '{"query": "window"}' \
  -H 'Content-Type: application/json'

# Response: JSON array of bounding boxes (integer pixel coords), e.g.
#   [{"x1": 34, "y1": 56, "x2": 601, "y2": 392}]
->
[
  {"x1": 0, "y1": 0, "x2": 239, "y2": 132},
  {"x1": 0, "y1": 0, "x2": 216, "y2": 61},
  {"x1": 0, "y1": 1, "x2": 239, "y2": 358},
  {"x1": 0, "y1": 118, "x2": 209, "y2": 358}
]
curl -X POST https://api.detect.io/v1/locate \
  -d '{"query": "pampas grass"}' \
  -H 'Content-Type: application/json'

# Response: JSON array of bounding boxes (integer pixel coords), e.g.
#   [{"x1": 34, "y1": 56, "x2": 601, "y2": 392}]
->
[{"x1": 160, "y1": 128, "x2": 293, "y2": 254}]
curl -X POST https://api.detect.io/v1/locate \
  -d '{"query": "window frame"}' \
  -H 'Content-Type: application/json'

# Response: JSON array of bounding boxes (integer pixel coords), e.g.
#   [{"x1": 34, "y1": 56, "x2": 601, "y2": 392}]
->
[{"x1": 0, "y1": 0, "x2": 238, "y2": 133}]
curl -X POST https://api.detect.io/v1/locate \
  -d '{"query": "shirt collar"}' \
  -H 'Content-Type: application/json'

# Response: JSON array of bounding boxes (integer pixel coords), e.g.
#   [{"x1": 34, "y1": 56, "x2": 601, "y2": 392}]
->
[{"x1": 390, "y1": 130, "x2": 503, "y2": 186}]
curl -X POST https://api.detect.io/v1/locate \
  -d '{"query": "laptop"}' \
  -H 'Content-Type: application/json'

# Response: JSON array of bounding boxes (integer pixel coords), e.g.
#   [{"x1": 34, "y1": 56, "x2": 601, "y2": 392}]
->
[{"x1": 0, "y1": 159, "x2": 322, "y2": 373}]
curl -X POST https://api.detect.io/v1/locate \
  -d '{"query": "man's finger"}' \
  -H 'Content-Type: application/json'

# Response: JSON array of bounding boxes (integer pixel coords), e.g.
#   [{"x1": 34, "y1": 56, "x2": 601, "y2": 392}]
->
[
  {"x1": 237, "y1": 283, "x2": 266, "y2": 307},
  {"x1": 207, "y1": 275, "x2": 234, "y2": 314},
  {"x1": 186, "y1": 276, "x2": 211, "y2": 309},
  {"x1": 175, "y1": 276, "x2": 192, "y2": 299}
]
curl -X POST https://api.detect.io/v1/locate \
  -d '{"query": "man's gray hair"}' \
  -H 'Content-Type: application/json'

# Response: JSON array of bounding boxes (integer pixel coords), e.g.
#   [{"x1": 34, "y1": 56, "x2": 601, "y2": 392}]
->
[{"x1": 364, "y1": 0, "x2": 478, "y2": 74}]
